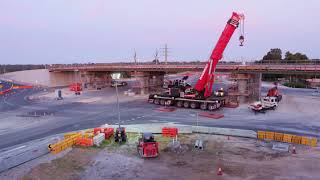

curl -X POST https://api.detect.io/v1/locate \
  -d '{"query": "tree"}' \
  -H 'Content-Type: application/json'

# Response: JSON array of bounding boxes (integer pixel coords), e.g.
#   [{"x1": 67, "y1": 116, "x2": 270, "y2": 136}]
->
[
  {"x1": 262, "y1": 48, "x2": 282, "y2": 62},
  {"x1": 284, "y1": 51, "x2": 309, "y2": 63}
]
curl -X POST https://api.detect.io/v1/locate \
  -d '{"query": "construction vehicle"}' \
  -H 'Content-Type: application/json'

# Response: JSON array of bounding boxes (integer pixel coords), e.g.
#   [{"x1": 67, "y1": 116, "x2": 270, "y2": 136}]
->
[
  {"x1": 137, "y1": 132, "x2": 159, "y2": 158},
  {"x1": 69, "y1": 83, "x2": 82, "y2": 95},
  {"x1": 111, "y1": 80, "x2": 127, "y2": 87},
  {"x1": 267, "y1": 82, "x2": 282, "y2": 102},
  {"x1": 114, "y1": 127, "x2": 127, "y2": 143},
  {"x1": 148, "y1": 12, "x2": 245, "y2": 111},
  {"x1": 249, "y1": 96, "x2": 279, "y2": 113}
]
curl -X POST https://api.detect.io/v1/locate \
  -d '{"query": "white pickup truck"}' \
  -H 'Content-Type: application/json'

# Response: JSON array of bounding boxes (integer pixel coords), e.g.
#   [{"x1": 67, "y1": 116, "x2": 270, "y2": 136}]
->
[{"x1": 249, "y1": 96, "x2": 279, "y2": 113}]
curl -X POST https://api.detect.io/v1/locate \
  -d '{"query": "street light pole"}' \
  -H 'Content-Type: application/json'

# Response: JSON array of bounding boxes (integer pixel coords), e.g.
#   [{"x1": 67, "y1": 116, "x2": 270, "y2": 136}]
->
[{"x1": 115, "y1": 83, "x2": 121, "y2": 128}]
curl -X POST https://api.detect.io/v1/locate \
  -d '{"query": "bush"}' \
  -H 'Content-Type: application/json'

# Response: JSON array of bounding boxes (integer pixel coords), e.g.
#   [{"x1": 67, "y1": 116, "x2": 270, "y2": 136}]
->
[{"x1": 283, "y1": 82, "x2": 306, "y2": 88}]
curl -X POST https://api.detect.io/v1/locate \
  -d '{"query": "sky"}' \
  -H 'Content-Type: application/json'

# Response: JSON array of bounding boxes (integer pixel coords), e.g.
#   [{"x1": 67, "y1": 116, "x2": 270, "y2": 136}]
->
[{"x1": 0, "y1": 0, "x2": 319, "y2": 64}]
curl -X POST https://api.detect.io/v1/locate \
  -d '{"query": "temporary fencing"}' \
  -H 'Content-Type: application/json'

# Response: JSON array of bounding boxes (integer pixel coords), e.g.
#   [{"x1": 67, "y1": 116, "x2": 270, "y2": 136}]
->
[
  {"x1": 162, "y1": 127, "x2": 178, "y2": 137},
  {"x1": 257, "y1": 131, "x2": 317, "y2": 147},
  {"x1": 93, "y1": 133, "x2": 105, "y2": 146},
  {"x1": 48, "y1": 133, "x2": 81, "y2": 154}
]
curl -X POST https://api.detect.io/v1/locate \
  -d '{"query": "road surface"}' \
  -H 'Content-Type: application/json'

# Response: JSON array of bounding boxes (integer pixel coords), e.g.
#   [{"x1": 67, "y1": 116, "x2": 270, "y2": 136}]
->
[{"x1": 0, "y1": 79, "x2": 319, "y2": 150}]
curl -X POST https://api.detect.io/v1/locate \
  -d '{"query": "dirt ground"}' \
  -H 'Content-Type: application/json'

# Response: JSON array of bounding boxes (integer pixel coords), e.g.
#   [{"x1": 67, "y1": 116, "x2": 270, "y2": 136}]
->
[{"x1": 21, "y1": 134, "x2": 320, "y2": 180}]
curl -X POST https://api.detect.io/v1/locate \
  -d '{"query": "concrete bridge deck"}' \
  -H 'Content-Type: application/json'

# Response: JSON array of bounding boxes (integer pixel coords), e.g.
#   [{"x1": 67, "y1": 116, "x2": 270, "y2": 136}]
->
[{"x1": 48, "y1": 63, "x2": 320, "y2": 74}]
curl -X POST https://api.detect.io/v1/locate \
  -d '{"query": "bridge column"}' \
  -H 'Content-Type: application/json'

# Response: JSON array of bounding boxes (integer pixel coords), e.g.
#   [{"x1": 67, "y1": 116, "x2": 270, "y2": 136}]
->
[
  {"x1": 228, "y1": 73, "x2": 261, "y2": 103},
  {"x1": 132, "y1": 71, "x2": 164, "y2": 95},
  {"x1": 80, "y1": 71, "x2": 112, "y2": 89}
]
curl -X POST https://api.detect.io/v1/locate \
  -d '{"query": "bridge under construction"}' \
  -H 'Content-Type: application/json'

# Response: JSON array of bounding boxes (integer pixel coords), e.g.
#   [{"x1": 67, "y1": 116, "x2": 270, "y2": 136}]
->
[{"x1": 48, "y1": 62, "x2": 320, "y2": 103}]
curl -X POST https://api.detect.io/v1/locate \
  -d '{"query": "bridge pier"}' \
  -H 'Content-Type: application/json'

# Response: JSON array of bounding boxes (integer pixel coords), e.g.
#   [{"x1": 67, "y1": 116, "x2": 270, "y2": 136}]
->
[
  {"x1": 132, "y1": 71, "x2": 164, "y2": 95},
  {"x1": 80, "y1": 71, "x2": 112, "y2": 89},
  {"x1": 228, "y1": 73, "x2": 261, "y2": 103},
  {"x1": 49, "y1": 71, "x2": 80, "y2": 87}
]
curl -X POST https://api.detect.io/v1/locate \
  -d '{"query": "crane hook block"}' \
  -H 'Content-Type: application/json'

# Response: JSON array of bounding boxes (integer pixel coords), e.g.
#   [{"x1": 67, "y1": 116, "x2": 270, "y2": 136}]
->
[{"x1": 239, "y1": 35, "x2": 244, "y2": 46}]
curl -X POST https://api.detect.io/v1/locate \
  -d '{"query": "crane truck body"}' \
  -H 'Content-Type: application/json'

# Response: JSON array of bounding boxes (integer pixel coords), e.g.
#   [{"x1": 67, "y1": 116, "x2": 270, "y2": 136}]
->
[{"x1": 148, "y1": 12, "x2": 244, "y2": 111}]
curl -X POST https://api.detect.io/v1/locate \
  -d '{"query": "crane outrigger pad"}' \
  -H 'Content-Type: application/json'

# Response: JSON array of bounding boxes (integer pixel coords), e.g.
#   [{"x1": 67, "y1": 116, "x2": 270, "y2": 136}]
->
[
  {"x1": 199, "y1": 112, "x2": 224, "y2": 119},
  {"x1": 155, "y1": 107, "x2": 176, "y2": 112}
]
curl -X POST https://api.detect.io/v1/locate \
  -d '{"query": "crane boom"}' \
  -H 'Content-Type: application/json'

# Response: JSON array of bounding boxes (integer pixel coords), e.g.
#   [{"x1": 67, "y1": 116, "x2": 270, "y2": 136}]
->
[{"x1": 194, "y1": 12, "x2": 244, "y2": 98}]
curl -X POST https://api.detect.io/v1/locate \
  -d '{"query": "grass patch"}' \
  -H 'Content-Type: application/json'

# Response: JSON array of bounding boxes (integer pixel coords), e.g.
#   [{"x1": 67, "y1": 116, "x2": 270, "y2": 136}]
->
[{"x1": 283, "y1": 82, "x2": 307, "y2": 88}]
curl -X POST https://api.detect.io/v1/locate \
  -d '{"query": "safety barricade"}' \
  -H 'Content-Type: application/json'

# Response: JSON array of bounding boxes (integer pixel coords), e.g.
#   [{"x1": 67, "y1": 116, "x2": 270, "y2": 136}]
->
[
  {"x1": 75, "y1": 138, "x2": 93, "y2": 147},
  {"x1": 257, "y1": 130, "x2": 318, "y2": 147},
  {"x1": 64, "y1": 132, "x2": 82, "y2": 139},
  {"x1": 274, "y1": 133, "x2": 284, "y2": 142},
  {"x1": 265, "y1": 131, "x2": 275, "y2": 140},
  {"x1": 104, "y1": 128, "x2": 114, "y2": 139},
  {"x1": 83, "y1": 132, "x2": 94, "y2": 139},
  {"x1": 257, "y1": 131, "x2": 266, "y2": 139},
  {"x1": 162, "y1": 127, "x2": 178, "y2": 137},
  {"x1": 283, "y1": 134, "x2": 292, "y2": 143},
  {"x1": 93, "y1": 133, "x2": 105, "y2": 146},
  {"x1": 48, "y1": 133, "x2": 82, "y2": 154},
  {"x1": 291, "y1": 135, "x2": 302, "y2": 144},
  {"x1": 94, "y1": 128, "x2": 104, "y2": 135}
]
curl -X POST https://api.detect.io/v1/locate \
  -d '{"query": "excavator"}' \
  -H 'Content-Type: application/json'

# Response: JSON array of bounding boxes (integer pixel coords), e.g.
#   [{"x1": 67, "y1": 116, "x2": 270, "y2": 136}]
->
[{"x1": 148, "y1": 12, "x2": 245, "y2": 111}]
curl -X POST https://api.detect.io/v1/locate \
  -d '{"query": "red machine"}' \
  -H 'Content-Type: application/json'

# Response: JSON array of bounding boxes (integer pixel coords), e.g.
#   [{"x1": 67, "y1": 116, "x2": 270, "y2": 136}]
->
[
  {"x1": 137, "y1": 132, "x2": 159, "y2": 158},
  {"x1": 148, "y1": 12, "x2": 245, "y2": 111},
  {"x1": 69, "y1": 83, "x2": 82, "y2": 95},
  {"x1": 267, "y1": 82, "x2": 282, "y2": 102},
  {"x1": 194, "y1": 12, "x2": 245, "y2": 98}
]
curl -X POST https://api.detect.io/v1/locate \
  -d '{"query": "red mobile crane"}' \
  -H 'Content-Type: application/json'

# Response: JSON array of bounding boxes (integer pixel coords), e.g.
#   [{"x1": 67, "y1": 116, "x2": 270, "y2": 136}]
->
[{"x1": 148, "y1": 12, "x2": 245, "y2": 111}]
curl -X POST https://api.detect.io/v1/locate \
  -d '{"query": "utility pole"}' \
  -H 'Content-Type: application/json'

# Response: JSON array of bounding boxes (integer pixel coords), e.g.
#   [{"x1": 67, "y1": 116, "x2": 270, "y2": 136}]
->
[
  {"x1": 154, "y1": 49, "x2": 159, "y2": 65},
  {"x1": 160, "y1": 44, "x2": 170, "y2": 65},
  {"x1": 134, "y1": 49, "x2": 137, "y2": 65},
  {"x1": 115, "y1": 83, "x2": 121, "y2": 128}
]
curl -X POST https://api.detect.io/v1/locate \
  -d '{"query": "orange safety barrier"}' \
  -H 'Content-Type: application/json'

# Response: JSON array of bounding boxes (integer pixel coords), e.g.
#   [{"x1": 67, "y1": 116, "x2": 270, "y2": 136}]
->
[
  {"x1": 257, "y1": 131, "x2": 266, "y2": 139},
  {"x1": 162, "y1": 127, "x2": 178, "y2": 137},
  {"x1": 75, "y1": 138, "x2": 93, "y2": 147},
  {"x1": 265, "y1": 131, "x2": 275, "y2": 140},
  {"x1": 291, "y1": 135, "x2": 302, "y2": 144},
  {"x1": 274, "y1": 133, "x2": 284, "y2": 142},
  {"x1": 94, "y1": 128, "x2": 104, "y2": 135},
  {"x1": 283, "y1": 134, "x2": 292, "y2": 143}
]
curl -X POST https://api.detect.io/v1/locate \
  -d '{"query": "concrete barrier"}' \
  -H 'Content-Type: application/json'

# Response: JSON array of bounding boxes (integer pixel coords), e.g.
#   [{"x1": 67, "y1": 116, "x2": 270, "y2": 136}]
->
[
  {"x1": 108, "y1": 123, "x2": 192, "y2": 134},
  {"x1": 105, "y1": 123, "x2": 255, "y2": 138},
  {"x1": 192, "y1": 126, "x2": 257, "y2": 138}
]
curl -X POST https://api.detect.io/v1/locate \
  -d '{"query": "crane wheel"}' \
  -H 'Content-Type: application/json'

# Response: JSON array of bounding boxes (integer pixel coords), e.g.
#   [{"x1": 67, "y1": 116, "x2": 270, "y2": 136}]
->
[
  {"x1": 160, "y1": 99, "x2": 165, "y2": 106},
  {"x1": 176, "y1": 101, "x2": 183, "y2": 107},
  {"x1": 208, "y1": 103, "x2": 217, "y2": 111},
  {"x1": 165, "y1": 100, "x2": 172, "y2": 106},
  {"x1": 190, "y1": 102, "x2": 198, "y2": 109},
  {"x1": 154, "y1": 99, "x2": 160, "y2": 105},
  {"x1": 200, "y1": 103, "x2": 207, "y2": 110},
  {"x1": 183, "y1": 101, "x2": 190, "y2": 108}
]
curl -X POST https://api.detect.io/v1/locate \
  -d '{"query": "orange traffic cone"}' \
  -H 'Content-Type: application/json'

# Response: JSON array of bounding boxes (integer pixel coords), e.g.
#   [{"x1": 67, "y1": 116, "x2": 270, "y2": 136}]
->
[
  {"x1": 217, "y1": 168, "x2": 223, "y2": 176},
  {"x1": 292, "y1": 146, "x2": 296, "y2": 154}
]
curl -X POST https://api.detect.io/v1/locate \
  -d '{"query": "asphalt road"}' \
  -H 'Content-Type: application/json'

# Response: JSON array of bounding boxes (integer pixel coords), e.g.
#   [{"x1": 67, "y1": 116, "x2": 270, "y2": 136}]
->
[{"x1": 0, "y1": 79, "x2": 319, "y2": 150}]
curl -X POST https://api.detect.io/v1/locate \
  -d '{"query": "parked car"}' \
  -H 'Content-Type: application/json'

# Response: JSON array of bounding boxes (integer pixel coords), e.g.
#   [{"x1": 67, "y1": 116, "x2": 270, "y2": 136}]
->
[{"x1": 111, "y1": 80, "x2": 127, "y2": 87}]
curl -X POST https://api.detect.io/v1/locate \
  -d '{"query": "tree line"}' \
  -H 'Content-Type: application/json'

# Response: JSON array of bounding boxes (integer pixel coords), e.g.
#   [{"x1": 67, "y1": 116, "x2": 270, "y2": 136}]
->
[
  {"x1": 258, "y1": 48, "x2": 319, "y2": 64},
  {"x1": 0, "y1": 64, "x2": 46, "y2": 74}
]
